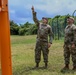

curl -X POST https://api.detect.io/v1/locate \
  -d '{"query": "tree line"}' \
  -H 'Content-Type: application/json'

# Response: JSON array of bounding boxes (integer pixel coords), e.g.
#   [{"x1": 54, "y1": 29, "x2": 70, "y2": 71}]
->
[{"x1": 10, "y1": 15, "x2": 76, "y2": 39}]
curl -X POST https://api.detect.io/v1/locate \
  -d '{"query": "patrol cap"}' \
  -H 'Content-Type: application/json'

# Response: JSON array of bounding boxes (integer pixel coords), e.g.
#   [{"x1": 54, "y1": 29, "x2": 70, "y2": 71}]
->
[
  {"x1": 68, "y1": 17, "x2": 74, "y2": 21},
  {"x1": 42, "y1": 17, "x2": 48, "y2": 21}
]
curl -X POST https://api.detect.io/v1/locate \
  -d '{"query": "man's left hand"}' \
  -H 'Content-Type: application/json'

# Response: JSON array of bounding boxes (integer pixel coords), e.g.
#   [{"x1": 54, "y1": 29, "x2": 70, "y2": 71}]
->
[
  {"x1": 48, "y1": 43, "x2": 51, "y2": 48},
  {"x1": 72, "y1": 44, "x2": 75, "y2": 48}
]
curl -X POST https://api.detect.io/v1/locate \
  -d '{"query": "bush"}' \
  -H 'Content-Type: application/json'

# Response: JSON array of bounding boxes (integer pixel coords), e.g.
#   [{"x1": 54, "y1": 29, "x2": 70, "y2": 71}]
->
[
  {"x1": 18, "y1": 28, "x2": 25, "y2": 36},
  {"x1": 10, "y1": 26, "x2": 19, "y2": 35}
]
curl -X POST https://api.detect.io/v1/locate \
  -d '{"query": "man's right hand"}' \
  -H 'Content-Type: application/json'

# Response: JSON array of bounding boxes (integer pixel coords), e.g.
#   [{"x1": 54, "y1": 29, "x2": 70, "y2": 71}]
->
[{"x1": 31, "y1": 6, "x2": 34, "y2": 12}]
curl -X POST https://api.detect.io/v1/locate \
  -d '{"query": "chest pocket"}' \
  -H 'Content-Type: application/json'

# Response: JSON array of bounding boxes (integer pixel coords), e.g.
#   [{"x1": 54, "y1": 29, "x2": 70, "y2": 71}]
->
[
  {"x1": 65, "y1": 27, "x2": 74, "y2": 43},
  {"x1": 38, "y1": 24, "x2": 48, "y2": 38},
  {"x1": 65, "y1": 27, "x2": 73, "y2": 36}
]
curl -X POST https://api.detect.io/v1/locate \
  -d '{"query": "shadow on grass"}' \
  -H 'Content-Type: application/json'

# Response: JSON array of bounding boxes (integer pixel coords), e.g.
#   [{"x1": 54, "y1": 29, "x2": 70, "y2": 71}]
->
[
  {"x1": 13, "y1": 65, "x2": 55, "y2": 75},
  {"x1": 60, "y1": 69, "x2": 76, "y2": 74},
  {"x1": 13, "y1": 65, "x2": 76, "y2": 75}
]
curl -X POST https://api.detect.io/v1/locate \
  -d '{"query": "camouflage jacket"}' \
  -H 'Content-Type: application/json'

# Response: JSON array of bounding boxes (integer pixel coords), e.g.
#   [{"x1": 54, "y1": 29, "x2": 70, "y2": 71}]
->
[
  {"x1": 32, "y1": 11, "x2": 53, "y2": 43},
  {"x1": 64, "y1": 24, "x2": 76, "y2": 45}
]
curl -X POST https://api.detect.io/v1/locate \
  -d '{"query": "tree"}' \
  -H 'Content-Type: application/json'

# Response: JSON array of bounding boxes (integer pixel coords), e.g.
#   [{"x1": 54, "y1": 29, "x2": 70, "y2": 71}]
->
[{"x1": 10, "y1": 20, "x2": 19, "y2": 35}]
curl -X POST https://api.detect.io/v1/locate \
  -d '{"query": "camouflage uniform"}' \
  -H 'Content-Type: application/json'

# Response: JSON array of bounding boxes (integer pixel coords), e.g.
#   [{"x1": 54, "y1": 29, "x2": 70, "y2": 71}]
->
[
  {"x1": 64, "y1": 24, "x2": 76, "y2": 67},
  {"x1": 32, "y1": 11, "x2": 53, "y2": 63}
]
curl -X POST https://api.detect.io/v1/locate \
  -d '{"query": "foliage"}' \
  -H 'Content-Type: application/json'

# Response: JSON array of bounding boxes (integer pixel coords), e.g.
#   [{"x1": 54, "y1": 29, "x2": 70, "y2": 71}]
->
[
  {"x1": 18, "y1": 28, "x2": 25, "y2": 35},
  {"x1": 10, "y1": 20, "x2": 19, "y2": 35},
  {"x1": 10, "y1": 15, "x2": 76, "y2": 39}
]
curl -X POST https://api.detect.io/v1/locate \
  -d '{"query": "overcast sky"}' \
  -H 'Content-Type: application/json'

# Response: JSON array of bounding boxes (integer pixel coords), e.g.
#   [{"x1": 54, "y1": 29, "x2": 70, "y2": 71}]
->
[{"x1": 8, "y1": 0, "x2": 76, "y2": 24}]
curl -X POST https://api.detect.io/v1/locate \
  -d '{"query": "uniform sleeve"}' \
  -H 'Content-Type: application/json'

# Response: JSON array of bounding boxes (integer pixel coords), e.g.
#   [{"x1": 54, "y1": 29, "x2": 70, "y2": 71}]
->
[
  {"x1": 32, "y1": 11, "x2": 39, "y2": 26},
  {"x1": 72, "y1": 27, "x2": 76, "y2": 45},
  {"x1": 48, "y1": 26, "x2": 53, "y2": 44}
]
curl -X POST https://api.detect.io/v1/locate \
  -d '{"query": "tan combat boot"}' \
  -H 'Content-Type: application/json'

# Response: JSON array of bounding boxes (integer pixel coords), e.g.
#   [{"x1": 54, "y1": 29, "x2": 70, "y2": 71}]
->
[
  {"x1": 72, "y1": 66, "x2": 76, "y2": 71},
  {"x1": 61, "y1": 64, "x2": 69, "y2": 72},
  {"x1": 35, "y1": 63, "x2": 39, "y2": 68},
  {"x1": 44, "y1": 62, "x2": 48, "y2": 69}
]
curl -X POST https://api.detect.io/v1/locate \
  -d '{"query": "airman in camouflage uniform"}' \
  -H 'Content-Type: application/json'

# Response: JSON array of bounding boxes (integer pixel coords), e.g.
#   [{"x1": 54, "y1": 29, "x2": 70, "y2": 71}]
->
[
  {"x1": 31, "y1": 6, "x2": 53, "y2": 68},
  {"x1": 61, "y1": 17, "x2": 76, "y2": 72}
]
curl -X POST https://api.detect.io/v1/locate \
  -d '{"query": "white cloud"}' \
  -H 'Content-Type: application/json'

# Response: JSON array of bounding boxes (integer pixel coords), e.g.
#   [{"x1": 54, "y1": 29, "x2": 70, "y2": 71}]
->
[
  {"x1": 8, "y1": 0, "x2": 76, "y2": 23},
  {"x1": 26, "y1": 0, "x2": 76, "y2": 15}
]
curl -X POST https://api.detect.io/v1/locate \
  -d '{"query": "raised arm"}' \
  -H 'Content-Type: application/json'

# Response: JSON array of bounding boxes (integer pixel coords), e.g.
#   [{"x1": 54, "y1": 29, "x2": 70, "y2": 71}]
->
[{"x1": 31, "y1": 6, "x2": 39, "y2": 26}]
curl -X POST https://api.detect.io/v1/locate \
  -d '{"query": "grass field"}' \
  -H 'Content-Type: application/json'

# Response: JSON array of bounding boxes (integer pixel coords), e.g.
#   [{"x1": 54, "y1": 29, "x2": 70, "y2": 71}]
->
[{"x1": 1, "y1": 35, "x2": 76, "y2": 75}]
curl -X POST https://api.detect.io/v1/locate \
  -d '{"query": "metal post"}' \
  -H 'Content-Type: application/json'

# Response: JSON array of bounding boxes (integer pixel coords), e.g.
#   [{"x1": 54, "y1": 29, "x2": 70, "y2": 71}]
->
[
  {"x1": 57, "y1": 16, "x2": 60, "y2": 40},
  {"x1": 72, "y1": 10, "x2": 76, "y2": 17},
  {"x1": 52, "y1": 19, "x2": 54, "y2": 39},
  {"x1": 0, "y1": 0, "x2": 12, "y2": 75}
]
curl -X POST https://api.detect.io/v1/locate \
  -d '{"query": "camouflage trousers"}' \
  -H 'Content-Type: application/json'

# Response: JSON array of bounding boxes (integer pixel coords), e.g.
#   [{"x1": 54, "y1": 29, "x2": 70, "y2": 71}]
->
[
  {"x1": 64, "y1": 44, "x2": 76, "y2": 67},
  {"x1": 35, "y1": 40, "x2": 49, "y2": 63}
]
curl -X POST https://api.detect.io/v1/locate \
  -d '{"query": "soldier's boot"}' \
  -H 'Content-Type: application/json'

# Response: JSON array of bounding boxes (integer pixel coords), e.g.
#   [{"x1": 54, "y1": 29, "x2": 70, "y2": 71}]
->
[
  {"x1": 35, "y1": 63, "x2": 39, "y2": 68},
  {"x1": 72, "y1": 66, "x2": 76, "y2": 71},
  {"x1": 44, "y1": 62, "x2": 48, "y2": 69},
  {"x1": 61, "y1": 64, "x2": 69, "y2": 72}
]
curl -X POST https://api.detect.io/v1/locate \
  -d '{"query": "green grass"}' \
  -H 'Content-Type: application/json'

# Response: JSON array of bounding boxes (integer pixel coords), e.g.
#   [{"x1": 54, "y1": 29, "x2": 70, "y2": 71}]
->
[{"x1": 2, "y1": 35, "x2": 76, "y2": 75}]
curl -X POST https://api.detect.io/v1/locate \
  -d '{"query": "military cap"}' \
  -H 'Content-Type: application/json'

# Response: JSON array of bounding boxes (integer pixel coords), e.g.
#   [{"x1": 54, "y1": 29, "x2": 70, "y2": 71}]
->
[
  {"x1": 69, "y1": 17, "x2": 74, "y2": 21},
  {"x1": 42, "y1": 17, "x2": 48, "y2": 21}
]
